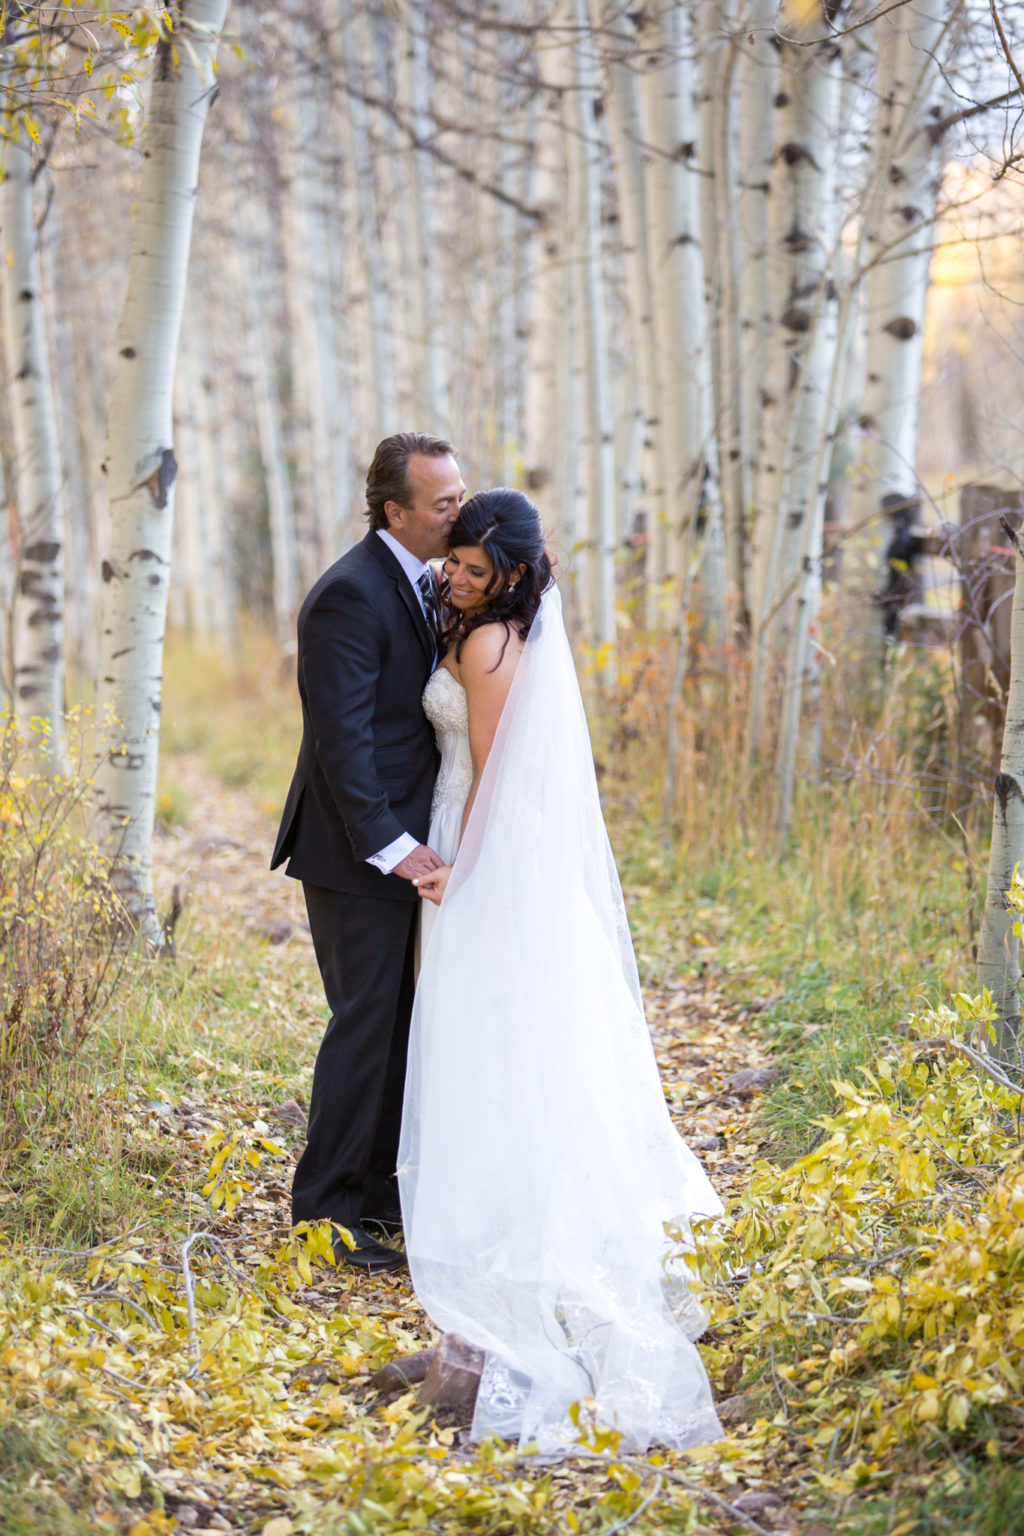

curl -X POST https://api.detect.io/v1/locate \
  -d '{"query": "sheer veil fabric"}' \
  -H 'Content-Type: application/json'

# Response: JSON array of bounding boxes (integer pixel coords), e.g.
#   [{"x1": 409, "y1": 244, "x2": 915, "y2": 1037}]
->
[{"x1": 398, "y1": 586, "x2": 723, "y2": 1454}]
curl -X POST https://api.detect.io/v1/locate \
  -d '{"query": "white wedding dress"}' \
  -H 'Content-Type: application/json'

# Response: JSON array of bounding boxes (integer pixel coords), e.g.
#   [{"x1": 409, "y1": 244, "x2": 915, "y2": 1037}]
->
[{"x1": 398, "y1": 587, "x2": 723, "y2": 1455}]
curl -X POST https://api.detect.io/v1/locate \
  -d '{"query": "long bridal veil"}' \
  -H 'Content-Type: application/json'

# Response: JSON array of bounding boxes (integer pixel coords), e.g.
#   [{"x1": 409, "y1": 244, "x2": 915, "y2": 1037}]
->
[{"x1": 398, "y1": 585, "x2": 723, "y2": 1454}]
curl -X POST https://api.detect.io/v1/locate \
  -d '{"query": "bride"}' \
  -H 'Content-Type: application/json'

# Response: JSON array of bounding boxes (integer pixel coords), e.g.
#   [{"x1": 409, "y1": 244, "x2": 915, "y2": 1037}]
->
[{"x1": 398, "y1": 488, "x2": 723, "y2": 1455}]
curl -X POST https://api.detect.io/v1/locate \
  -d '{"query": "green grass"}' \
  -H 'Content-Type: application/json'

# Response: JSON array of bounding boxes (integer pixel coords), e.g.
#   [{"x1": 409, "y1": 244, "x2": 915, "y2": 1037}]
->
[
  {"x1": 832, "y1": 1459, "x2": 1024, "y2": 1535},
  {"x1": 159, "y1": 625, "x2": 298, "y2": 807},
  {"x1": 598, "y1": 630, "x2": 980, "y2": 1162},
  {"x1": 0, "y1": 624, "x2": 1011, "y2": 1535},
  {"x1": 0, "y1": 1416, "x2": 98, "y2": 1535}
]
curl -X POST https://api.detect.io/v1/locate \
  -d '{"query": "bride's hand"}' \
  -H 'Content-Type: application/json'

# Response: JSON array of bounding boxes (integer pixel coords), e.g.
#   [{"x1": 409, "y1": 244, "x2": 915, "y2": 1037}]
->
[{"x1": 413, "y1": 865, "x2": 451, "y2": 905}]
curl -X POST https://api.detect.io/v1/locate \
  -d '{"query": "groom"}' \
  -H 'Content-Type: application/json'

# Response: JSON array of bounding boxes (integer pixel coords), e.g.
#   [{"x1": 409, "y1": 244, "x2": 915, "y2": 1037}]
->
[{"x1": 271, "y1": 432, "x2": 465, "y2": 1273}]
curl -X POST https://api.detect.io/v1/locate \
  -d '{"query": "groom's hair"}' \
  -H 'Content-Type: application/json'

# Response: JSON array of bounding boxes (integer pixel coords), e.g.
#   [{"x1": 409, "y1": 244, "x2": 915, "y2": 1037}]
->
[{"x1": 365, "y1": 432, "x2": 456, "y2": 531}]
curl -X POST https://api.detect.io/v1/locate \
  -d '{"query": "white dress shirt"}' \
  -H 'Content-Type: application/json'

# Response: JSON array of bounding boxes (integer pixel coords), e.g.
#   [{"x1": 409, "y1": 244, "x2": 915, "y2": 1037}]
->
[{"x1": 366, "y1": 530, "x2": 436, "y2": 875}]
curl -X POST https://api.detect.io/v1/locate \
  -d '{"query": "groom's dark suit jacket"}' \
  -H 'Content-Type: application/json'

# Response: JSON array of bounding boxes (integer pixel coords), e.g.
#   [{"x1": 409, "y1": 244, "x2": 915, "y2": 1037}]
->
[{"x1": 271, "y1": 532, "x2": 439, "y2": 900}]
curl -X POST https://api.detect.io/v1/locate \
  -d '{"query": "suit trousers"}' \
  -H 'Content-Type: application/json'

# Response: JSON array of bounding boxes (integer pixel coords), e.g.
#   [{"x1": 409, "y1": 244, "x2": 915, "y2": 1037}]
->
[{"x1": 291, "y1": 883, "x2": 419, "y2": 1229}]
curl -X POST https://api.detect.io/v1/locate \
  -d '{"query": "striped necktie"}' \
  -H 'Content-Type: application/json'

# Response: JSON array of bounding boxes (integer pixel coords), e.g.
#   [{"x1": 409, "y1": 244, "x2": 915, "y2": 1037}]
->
[{"x1": 417, "y1": 569, "x2": 442, "y2": 649}]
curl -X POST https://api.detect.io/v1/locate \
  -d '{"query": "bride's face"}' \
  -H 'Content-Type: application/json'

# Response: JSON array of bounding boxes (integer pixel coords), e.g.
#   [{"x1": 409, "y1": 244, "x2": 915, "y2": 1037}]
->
[{"x1": 443, "y1": 545, "x2": 494, "y2": 614}]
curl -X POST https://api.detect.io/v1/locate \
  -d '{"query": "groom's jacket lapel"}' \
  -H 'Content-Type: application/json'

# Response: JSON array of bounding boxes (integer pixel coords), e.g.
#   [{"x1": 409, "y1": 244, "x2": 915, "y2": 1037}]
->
[{"x1": 365, "y1": 531, "x2": 435, "y2": 668}]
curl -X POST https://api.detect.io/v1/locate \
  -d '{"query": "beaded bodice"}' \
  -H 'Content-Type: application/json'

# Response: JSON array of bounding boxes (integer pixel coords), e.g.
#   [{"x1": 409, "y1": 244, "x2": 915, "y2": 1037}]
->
[{"x1": 423, "y1": 666, "x2": 472, "y2": 822}]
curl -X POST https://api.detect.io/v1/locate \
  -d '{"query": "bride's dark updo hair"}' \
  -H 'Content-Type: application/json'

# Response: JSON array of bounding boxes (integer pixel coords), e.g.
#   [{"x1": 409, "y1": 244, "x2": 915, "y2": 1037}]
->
[{"x1": 442, "y1": 488, "x2": 554, "y2": 662}]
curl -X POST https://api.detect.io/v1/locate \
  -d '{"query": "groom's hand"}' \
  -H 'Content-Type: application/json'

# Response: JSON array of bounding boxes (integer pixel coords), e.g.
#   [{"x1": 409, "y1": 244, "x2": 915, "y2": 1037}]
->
[{"x1": 393, "y1": 844, "x2": 444, "y2": 882}]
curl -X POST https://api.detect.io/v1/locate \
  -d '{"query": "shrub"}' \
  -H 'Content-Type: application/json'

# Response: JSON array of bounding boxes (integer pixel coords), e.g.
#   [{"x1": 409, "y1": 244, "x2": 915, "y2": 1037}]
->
[{"x1": 0, "y1": 709, "x2": 127, "y2": 1166}]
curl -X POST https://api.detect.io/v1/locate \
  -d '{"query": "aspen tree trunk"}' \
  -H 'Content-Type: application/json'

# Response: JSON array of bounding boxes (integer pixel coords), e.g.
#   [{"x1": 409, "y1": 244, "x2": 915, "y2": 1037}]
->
[
  {"x1": 401, "y1": 5, "x2": 450, "y2": 433},
  {"x1": 235, "y1": 204, "x2": 299, "y2": 650},
  {"x1": 343, "y1": 0, "x2": 398, "y2": 436},
  {"x1": 747, "y1": 16, "x2": 842, "y2": 765},
  {"x1": 736, "y1": 0, "x2": 778, "y2": 591},
  {"x1": 695, "y1": 0, "x2": 736, "y2": 644},
  {"x1": 1, "y1": 129, "x2": 66, "y2": 757},
  {"x1": 280, "y1": 11, "x2": 351, "y2": 574},
  {"x1": 522, "y1": 0, "x2": 573, "y2": 527},
  {"x1": 977, "y1": 519, "x2": 1024, "y2": 1061},
  {"x1": 570, "y1": 0, "x2": 616, "y2": 659},
  {"x1": 592, "y1": 0, "x2": 662, "y2": 559},
  {"x1": 42, "y1": 188, "x2": 98, "y2": 685},
  {"x1": 189, "y1": 306, "x2": 235, "y2": 642},
  {"x1": 93, "y1": 0, "x2": 229, "y2": 938},
  {"x1": 773, "y1": 282, "x2": 856, "y2": 843},
  {"x1": 639, "y1": 0, "x2": 717, "y2": 604},
  {"x1": 173, "y1": 307, "x2": 210, "y2": 637},
  {"x1": 850, "y1": 0, "x2": 949, "y2": 583},
  {"x1": 366, "y1": 9, "x2": 416, "y2": 424}
]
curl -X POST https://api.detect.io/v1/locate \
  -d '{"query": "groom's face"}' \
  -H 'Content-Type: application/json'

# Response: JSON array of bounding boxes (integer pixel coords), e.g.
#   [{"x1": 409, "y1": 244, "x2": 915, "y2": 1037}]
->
[{"x1": 385, "y1": 453, "x2": 465, "y2": 562}]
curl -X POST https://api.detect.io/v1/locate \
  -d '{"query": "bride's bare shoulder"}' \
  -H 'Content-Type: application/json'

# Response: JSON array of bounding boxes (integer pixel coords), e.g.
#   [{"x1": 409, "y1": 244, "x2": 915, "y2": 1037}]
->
[{"x1": 459, "y1": 622, "x2": 524, "y2": 682}]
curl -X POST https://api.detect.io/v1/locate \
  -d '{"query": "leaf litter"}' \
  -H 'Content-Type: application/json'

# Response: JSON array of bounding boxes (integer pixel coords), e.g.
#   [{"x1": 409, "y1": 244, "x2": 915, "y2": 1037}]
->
[{"x1": 5, "y1": 749, "x2": 1021, "y2": 1534}]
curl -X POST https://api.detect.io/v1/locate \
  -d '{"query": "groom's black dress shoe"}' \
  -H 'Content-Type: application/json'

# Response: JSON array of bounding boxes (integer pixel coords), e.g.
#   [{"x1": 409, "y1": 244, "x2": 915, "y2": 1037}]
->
[
  {"x1": 361, "y1": 1208, "x2": 403, "y2": 1240},
  {"x1": 333, "y1": 1223, "x2": 405, "y2": 1274}
]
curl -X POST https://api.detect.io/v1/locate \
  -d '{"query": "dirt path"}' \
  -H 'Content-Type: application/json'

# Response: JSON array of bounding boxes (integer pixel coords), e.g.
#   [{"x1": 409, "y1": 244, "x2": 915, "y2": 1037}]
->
[
  {"x1": 155, "y1": 749, "x2": 777, "y2": 1203},
  {"x1": 141, "y1": 753, "x2": 784, "y2": 1531}
]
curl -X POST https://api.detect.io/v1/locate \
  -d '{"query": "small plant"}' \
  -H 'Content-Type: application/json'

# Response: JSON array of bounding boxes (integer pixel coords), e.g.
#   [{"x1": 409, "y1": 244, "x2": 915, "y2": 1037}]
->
[
  {"x1": 0, "y1": 708, "x2": 127, "y2": 1166},
  {"x1": 201, "y1": 1120, "x2": 287, "y2": 1215},
  {"x1": 154, "y1": 781, "x2": 189, "y2": 829}
]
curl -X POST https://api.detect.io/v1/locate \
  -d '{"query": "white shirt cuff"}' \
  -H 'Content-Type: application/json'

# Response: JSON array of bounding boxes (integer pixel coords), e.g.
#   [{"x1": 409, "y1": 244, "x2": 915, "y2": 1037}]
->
[{"x1": 366, "y1": 831, "x2": 418, "y2": 875}]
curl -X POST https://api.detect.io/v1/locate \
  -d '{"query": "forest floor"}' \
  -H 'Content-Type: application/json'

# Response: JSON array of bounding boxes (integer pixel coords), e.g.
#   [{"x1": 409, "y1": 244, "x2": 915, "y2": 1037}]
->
[
  {"x1": 135, "y1": 750, "x2": 788, "y2": 1535},
  {"x1": 5, "y1": 654, "x2": 1022, "y2": 1536}
]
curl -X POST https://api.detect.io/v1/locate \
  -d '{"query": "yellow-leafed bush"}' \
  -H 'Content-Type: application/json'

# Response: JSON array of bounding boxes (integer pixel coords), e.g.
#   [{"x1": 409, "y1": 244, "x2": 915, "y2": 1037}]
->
[
  {"x1": 0, "y1": 708, "x2": 127, "y2": 1163},
  {"x1": 689, "y1": 992, "x2": 1024, "y2": 1472}
]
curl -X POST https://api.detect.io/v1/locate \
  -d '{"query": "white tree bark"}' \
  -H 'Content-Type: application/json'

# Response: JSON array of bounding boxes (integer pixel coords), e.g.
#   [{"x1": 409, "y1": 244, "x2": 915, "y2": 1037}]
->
[
  {"x1": 342, "y1": 0, "x2": 398, "y2": 437},
  {"x1": 639, "y1": 0, "x2": 716, "y2": 604},
  {"x1": 747, "y1": 19, "x2": 842, "y2": 764},
  {"x1": 92, "y1": 0, "x2": 230, "y2": 936},
  {"x1": 592, "y1": 0, "x2": 662, "y2": 558},
  {"x1": 570, "y1": 0, "x2": 617, "y2": 659},
  {"x1": 1, "y1": 130, "x2": 66, "y2": 756},
  {"x1": 400, "y1": 5, "x2": 450, "y2": 434},
  {"x1": 850, "y1": 1, "x2": 950, "y2": 549},
  {"x1": 773, "y1": 281, "x2": 857, "y2": 843},
  {"x1": 234, "y1": 195, "x2": 299, "y2": 650},
  {"x1": 695, "y1": 0, "x2": 735, "y2": 644},
  {"x1": 41, "y1": 185, "x2": 98, "y2": 686},
  {"x1": 735, "y1": 0, "x2": 778, "y2": 597},
  {"x1": 189, "y1": 305, "x2": 235, "y2": 643},
  {"x1": 173, "y1": 303, "x2": 210, "y2": 637},
  {"x1": 522, "y1": 0, "x2": 573, "y2": 529}
]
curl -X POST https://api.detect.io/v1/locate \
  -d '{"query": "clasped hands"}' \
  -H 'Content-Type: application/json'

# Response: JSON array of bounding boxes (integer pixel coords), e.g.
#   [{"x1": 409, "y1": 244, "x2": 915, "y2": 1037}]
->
[{"x1": 394, "y1": 843, "x2": 451, "y2": 906}]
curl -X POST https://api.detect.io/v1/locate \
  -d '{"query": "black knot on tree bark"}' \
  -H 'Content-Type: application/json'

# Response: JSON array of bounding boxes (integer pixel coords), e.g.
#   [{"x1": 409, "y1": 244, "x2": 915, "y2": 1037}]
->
[
  {"x1": 23, "y1": 540, "x2": 60, "y2": 563},
  {"x1": 145, "y1": 449, "x2": 177, "y2": 509},
  {"x1": 994, "y1": 773, "x2": 1024, "y2": 815}
]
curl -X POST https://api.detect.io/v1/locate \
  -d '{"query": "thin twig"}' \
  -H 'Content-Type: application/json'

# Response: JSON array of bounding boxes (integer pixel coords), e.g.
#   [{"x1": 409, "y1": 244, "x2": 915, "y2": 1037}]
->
[
  {"x1": 83, "y1": 1289, "x2": 160, "y2": 1332},
  {"x1": 574, "y1": 1453, "x2": 782, "y2": 1536},
  {"x1": 198, "y1": 1231, "x2": 296, "y2": 1324},
  {"x1": 72, "y1": 1309, "x2": 140, "y2": 1356},
  {"x1": 919, "y1": 1034, "x2": 1024, "y2": 1097},
  {"x1": 990, "y1": 0, "x2": 1024, "y2": 100},
  {"x1": 598, "y1": 1475, "x2": 664, "y2": 1535},
  {"x1": 180, "y1": 1231, "x2": 205, "y2": 1375},
  {"x1": 101, "y1": 1363, "x2": 148, "y2": 1395},
  {"x1": 924, "y1": 1137, "x2": 991, "y2": 1190}
]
